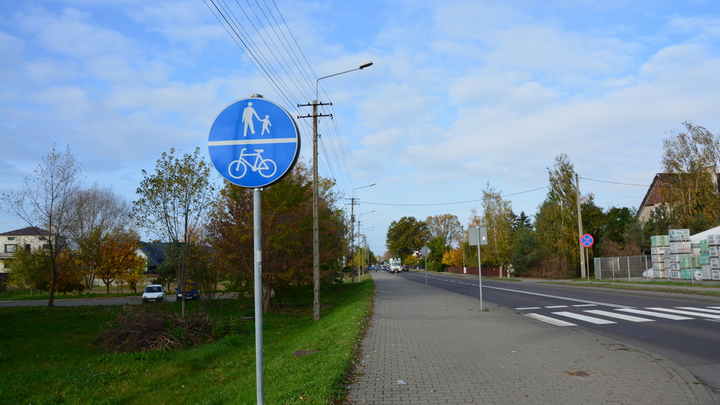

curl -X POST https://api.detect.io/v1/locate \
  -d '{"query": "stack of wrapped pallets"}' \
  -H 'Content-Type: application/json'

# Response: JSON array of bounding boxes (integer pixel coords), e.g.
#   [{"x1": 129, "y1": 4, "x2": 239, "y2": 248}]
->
[
  {"x1": 668, "y1": 229, "x2": 691, "y2": 280},
  {"x1": 650, "y1": 235, "x2": 669, "y2": 279},
  {"x1": 709, "y1": 234, "x2": 720, "y2": 281}
]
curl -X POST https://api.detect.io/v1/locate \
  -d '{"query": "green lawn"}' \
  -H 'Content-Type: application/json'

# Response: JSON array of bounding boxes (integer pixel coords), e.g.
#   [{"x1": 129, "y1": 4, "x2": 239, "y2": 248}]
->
[{"x1": 0, "y1": 278, "x2": 374, "y2": 404}]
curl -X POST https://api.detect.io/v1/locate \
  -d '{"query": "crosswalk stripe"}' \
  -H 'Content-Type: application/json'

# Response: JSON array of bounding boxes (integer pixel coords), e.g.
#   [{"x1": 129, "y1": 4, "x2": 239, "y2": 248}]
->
[
  {"x1": 572, "y1": 304, "x2": 597, "y2": 307},
  {"x1": 525, "y1": 313, "x2": 576, "y2": 327},
  {"x1": 708, "y1": 306, "x2": 720, "y2": 310},
  {"x1": 616, "y1": 308, "x2": 693, "y2": 320},
  {"x1": 583, "y1": 310, "x2": 654, "y2": 322},
  {"x1": 675, "y1": 307, "x2": 720, "y2": 315},
  {"x1": 546, "y1": 305, "x2": 568, "y2": 308},
  {"x1": 516, "y1": 307, "x2": 541, "y2": 310},
  {"x1": 552, "y1": 311, "x2": 616, "y2": 325},
  {"x1": 646, "y1": 307, "x2": 720, "y2": 319}
]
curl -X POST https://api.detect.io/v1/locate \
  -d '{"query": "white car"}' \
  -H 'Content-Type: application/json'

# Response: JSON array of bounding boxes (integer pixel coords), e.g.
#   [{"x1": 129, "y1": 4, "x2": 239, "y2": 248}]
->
[{"x1": 142, "y1": 284, "x2": 166, "y2": 303}]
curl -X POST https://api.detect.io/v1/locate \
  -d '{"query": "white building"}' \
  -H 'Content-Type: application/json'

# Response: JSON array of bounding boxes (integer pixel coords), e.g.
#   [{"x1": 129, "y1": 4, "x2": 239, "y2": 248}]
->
[{"x1": 0, "y1": 227, "x2": 52, "y2": 273}]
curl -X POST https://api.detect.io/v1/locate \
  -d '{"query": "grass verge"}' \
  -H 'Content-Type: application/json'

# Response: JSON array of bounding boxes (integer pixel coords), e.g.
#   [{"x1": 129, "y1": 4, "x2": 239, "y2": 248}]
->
[{"x1": 0, "y1": 278, "x2": 375, "y2": 404}]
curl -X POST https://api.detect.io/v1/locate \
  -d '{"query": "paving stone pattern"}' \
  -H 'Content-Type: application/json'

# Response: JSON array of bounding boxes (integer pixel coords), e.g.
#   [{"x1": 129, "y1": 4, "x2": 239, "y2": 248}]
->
[{"x1": 347, "y1": 271, "x2": 709, "y2": 404}]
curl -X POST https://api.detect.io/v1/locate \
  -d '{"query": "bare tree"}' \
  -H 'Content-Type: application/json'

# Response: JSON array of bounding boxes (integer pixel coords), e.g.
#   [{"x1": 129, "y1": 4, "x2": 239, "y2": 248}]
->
[{"x1": 1, "y1": 145, "x2": 83, "y2": 307}]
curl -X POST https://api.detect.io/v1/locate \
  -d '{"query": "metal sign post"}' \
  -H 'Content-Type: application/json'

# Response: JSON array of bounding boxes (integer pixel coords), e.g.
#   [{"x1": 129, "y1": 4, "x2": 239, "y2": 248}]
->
[
  {"x1": 420, "y1": 245, "x2": 430, "y2": 287},
  {"x1": 469, "y1": 226, "x2": 487, "y2": 311},
  {"x1": 208, "y1": 95, "x2": 300, "y2": 405},
  {"x1": 581, "y1": 234, "x2": 594, "y2": 285}
]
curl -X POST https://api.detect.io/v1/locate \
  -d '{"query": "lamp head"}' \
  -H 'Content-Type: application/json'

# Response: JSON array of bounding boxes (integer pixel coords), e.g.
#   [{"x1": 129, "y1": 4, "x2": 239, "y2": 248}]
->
[{"x1": 359, "y1": 60, "x2": 373, "y2": 69}]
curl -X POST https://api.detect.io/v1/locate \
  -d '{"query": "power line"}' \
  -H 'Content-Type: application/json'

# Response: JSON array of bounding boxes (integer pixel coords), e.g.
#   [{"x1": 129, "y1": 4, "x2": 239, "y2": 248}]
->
[
  {"x1": 579, "y1": 176, "x2": 648, "y2": 187},
  {"x1": 205, "y1": 0, "x2": 358, "y2": 200},
  {"x1": 362, "y1": 186, "x2": 548, "y2": 207}
]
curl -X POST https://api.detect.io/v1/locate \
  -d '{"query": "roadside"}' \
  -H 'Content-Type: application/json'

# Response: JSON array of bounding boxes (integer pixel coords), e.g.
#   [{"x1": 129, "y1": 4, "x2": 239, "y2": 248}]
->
[
  {"x1": 347, "y1": 270, "x2": 715, "y2": 404},
  {"x1": 409, "y1": 269, "x2": 720, "y2": 297}
]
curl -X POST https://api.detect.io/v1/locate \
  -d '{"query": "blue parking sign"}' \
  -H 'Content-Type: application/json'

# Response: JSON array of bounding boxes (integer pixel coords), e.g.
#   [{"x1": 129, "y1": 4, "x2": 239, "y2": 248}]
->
[{"x1": 208, "y1": 96, "x2": 300, "y2": 188}]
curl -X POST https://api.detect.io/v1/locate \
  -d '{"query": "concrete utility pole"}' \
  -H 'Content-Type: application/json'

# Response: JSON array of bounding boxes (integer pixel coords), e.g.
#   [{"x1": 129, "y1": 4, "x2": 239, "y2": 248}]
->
[
  {"x1": 350, "y1": 197, "x2": 357, "y2": 283},
  {"x1": 298, "y1": 60, "x2": 373, "y2": 322},
  {"x1": 576, "y1": 173, "x2": 586, "y2": 279}
]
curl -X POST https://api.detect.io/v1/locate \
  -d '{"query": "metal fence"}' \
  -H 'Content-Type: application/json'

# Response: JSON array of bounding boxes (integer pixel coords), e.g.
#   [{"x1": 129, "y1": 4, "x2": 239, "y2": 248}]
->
[{"x1": 594, "y1": 255, "x2": 651, "y2": 281}]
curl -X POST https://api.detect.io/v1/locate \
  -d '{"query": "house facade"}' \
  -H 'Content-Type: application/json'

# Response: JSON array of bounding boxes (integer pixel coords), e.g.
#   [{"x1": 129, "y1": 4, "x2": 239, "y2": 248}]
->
[
  {"x1": 0, "y1": 227, "x2": 52, "y2": 273},
  {"x1": 636, "y1": 172, "x2": 720, "y2": 222}
]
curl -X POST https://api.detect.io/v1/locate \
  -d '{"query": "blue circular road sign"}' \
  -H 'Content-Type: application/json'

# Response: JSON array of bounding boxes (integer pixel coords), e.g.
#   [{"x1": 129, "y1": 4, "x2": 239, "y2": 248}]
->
[
  {"x1": 208, "y1": 96, "x2": 300, "y2": 188},
  {"x1": 580, "y1": 234, "x2": 594, "y2": 247}
]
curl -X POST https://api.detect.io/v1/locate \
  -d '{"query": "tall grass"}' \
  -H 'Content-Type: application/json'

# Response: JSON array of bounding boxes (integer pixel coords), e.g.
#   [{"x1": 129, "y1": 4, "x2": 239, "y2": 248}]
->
[{"x1": 0, "y1": 278, "x2": 374, "y2": 404}]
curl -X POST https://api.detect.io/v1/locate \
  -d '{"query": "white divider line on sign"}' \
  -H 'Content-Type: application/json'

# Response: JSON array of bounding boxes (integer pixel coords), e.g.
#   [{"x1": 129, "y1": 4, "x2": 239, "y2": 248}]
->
[
  {"x1": 524, "y1": 313, "x2": 576, "y2": 327},
  {"x1": 584, "y1": 310, "x2": 654, "y2": 322},
  {"x1": 552, "y1": 311, "x2": 616, "y2": 325}
]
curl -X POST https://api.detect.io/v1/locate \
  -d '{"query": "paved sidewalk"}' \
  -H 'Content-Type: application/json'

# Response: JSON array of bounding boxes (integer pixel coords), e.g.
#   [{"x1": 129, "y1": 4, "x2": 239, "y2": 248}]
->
[{"x1": 347, "y1": 271, "x2": 715, "y2": 404}]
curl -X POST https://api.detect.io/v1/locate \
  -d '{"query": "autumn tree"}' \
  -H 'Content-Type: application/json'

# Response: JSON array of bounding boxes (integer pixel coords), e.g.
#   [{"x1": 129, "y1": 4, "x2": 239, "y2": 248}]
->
[
  {"x1": 425, "y1": 214, "x2": 463, "y2": 248},
  {"x1": 96, "y1": 233, "x2": 145, "y2": 294},
  {"x1": 68, "y1": 186, "x2": 135, "y2": 290},
  {"x1": 386, "y1": 216, "x2": 429, "y2": 259},
  {"x1": 208, "y1": 162, "x2": 345, "y2": 312},
  {"x1": 660, "y1": 121, "x2": 720, "y2": 231},
  {"x1": 132, "y1": 147, "x2": 215, "y2": 317},
  {"x1": 1, "y1": 145, "x2": 83, "y2": 307},
  {"x1": 6, "y1": 246, "x2": 51, "y2": 295},
  {"x1": 479, "y1": 184, "x2": 514, "y2": 272},
  {"x1": 533, "y1": 153, "x2": 591, "y2": 278},
  {"x1": 121, "y1": 256, "x2": 146, "y2": 293},
  {"x1": 442, "y1": 246, "x2": 464, "y2": 267}
]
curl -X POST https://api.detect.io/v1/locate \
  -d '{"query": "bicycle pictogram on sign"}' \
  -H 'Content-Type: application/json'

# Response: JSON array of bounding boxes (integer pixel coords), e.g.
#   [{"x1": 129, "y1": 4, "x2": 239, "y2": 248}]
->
[{"x1": 228, "y1": 148, "x2": 277, "y2": 179}]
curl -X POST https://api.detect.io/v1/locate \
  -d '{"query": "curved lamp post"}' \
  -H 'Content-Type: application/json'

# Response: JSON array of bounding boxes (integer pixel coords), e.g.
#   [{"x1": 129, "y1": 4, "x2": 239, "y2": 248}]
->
[{"x1": 311, "y1": 61, "x2": 373, "y2": 321}]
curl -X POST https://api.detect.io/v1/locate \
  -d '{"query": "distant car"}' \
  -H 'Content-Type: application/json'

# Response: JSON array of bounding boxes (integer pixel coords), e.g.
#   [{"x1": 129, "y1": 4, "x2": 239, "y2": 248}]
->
[
  {"x1": 176, "y1": 280, "x2": 200, "y2": 300},
  {"x1": 402, "y1": 265, "x2": 409, "y2": 272},
  {"x1": 142, "y1": 284, "x2": 165, "y2": 303}
]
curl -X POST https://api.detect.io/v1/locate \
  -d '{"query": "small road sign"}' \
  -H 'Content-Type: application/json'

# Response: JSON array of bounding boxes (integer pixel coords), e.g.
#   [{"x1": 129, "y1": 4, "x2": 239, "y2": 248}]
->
[
  {"x1": 581, "y1": 234, "x2": 594, "y2": 247},
  {"x1": 208, "y1": 96, "x2": 300, "y2": 188}
]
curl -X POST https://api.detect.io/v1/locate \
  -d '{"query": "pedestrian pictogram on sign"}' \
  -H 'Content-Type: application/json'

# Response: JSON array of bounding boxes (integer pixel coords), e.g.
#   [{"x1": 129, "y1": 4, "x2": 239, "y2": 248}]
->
[
  {"x1": 207, "y1": 96, "x2": 300, "y2": 188},
  {"x1": 581, "y1": 234, "x2": 594, "y2": 247}
]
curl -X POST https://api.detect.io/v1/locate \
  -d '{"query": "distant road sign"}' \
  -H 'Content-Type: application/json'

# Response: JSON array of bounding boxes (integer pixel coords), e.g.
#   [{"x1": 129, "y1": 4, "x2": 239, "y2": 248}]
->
[
  {"x1": 581, "y1": 234, "x2": 594, "y2": 247},
  {"x1": 208, "y1": 96, "x2": 300, "y2": 188}
]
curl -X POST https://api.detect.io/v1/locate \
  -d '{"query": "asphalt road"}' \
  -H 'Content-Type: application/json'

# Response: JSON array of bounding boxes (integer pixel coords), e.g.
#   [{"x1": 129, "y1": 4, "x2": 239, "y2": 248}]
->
[{"x1": 400, "y1": 270, "x2": 720, "y2": 402}]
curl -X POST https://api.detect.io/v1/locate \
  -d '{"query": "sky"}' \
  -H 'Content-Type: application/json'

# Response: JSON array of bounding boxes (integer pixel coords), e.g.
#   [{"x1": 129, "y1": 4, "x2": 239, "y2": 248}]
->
[{"x1": 1, "y1": 0, "x2": 719, "y2": 256}]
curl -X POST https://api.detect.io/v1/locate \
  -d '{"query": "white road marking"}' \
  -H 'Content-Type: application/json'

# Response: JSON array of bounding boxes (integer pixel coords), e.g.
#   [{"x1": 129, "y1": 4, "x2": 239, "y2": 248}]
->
[
  {"x1": 516, "y1": 307, "x2": 541, "y2": 310},
  {"x1": 675, "y1": 307, "x2": 720, "y2": 315},
  {"x1": 584, "y1": 310, "x2": 654, "y2": 322},
  {"x1": 525, "y1": 313, "x2": 576, "y2": 327},
  {"x1": 552, "y1": 311, "x2": 616, "y2": 325},
  {"x1": 616, "y1": 308, "x2": 693, "y2": 320},
  {"x1": 572, "y1": 304, "x2": 597, "y2": 307},
  {"x1": 545, "y1": 305, "x2": 568, "y2": 309},
  {"x1": 646, "y1": 307, "x2": 720, "y2": 319},
  {"x1": 484, "y1": 285, "x2": 630, "y2": 308}
]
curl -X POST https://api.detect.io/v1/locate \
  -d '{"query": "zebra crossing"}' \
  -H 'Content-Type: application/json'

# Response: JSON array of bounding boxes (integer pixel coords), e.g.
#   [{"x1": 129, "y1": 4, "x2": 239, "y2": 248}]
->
[{"x1": 519, "y1": 304, "x2": 720, "y2": 327}]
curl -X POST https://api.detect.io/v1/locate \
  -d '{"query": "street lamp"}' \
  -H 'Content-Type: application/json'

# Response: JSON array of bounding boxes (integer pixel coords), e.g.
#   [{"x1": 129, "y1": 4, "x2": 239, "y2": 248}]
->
[
  {"x1": 308, "y1": 61, "x2": 373, "y2": 322},
  {"x1": 350, "y1": 183, "x2": 376, "y2": 282},
  {"x1": 356, "y1": 213, "x2": 374, "y2": 278}
]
